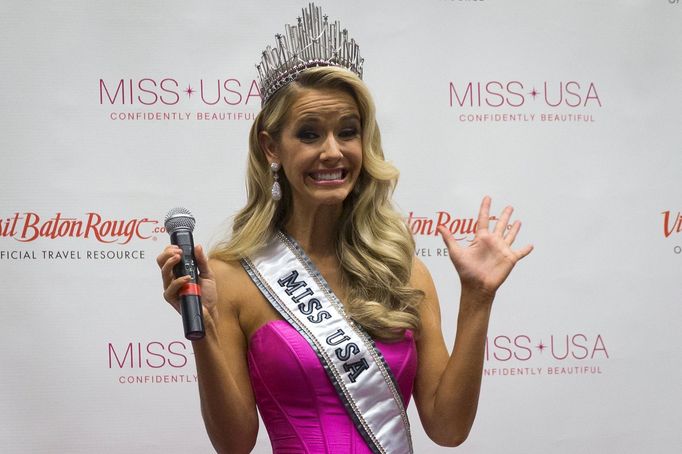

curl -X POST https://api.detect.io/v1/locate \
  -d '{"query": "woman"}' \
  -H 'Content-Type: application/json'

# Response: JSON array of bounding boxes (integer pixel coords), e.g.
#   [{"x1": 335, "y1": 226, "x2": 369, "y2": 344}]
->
[{"x1": 158, "y1": 5, "x2": 532, "y2": 453}]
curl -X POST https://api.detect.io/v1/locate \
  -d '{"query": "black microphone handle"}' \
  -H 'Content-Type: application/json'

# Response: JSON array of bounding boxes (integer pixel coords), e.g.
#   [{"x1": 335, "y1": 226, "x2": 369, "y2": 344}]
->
[{"x1": 170, "y1": 230, "x2": 205, "y2": 340}]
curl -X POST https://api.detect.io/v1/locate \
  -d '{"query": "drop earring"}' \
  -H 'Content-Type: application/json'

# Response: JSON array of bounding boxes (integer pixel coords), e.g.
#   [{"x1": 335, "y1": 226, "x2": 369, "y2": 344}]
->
[{"x1": 270, "y1": 162, "x2": 282, "y2": 201}]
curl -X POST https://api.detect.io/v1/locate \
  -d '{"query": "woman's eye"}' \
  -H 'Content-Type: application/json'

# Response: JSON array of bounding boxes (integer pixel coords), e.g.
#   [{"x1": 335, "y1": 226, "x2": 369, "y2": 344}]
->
[
  {"x1": 339, "y1": 128, "x2": 359, "y2": 138},
  {"x1": 297, "y1": 131, "x2": 318, "y2": 141}
]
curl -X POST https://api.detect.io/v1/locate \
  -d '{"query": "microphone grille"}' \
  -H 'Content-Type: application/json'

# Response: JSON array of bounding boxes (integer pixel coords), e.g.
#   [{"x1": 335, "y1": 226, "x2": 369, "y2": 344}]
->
[{"x1": 164, "y1": 207, "x2": 196, "y2": 234}]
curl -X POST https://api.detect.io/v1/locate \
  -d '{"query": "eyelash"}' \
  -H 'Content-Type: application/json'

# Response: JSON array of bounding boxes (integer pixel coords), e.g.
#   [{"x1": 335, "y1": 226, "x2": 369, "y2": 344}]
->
[
  {"x1": 297, "y1": 128, "x2": 359, "y2": 141},
  {"x1": 340, "y1": 128, "x2": 359, "y2": 138},
  {"x1": 297, "y1": 131, "x2": 318, "y2": 141}
]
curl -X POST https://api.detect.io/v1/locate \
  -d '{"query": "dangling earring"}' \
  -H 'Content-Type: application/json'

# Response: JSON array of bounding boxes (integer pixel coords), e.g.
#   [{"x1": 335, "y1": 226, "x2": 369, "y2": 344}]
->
[{"x1": 270, "y1": 162, "x2": 282, "y2": 201}]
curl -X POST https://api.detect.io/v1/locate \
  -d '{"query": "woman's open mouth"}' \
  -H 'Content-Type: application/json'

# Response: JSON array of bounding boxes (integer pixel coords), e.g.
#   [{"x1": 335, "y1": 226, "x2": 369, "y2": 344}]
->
[{"x1": 308, "y1": 169, "x2": 348, "y2": 183}]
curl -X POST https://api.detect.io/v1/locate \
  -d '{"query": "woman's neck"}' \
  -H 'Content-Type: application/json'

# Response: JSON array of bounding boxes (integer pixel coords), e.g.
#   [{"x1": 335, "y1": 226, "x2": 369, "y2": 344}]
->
[{"x1": 284, "y1": 202, "x2": 342, "y2": 258}]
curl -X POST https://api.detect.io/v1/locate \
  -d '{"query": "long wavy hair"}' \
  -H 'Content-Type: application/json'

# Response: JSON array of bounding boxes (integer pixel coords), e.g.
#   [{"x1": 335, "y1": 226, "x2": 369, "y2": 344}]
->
[{"x1": 210, "y1": 66, "x2": 423, "y2": 341}]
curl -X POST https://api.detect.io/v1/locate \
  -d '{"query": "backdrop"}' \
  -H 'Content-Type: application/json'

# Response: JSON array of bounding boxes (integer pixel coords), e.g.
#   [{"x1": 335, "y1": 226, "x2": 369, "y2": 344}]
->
[{"x1": 1, "y1": 1, "x2": 680, "y2": 453}]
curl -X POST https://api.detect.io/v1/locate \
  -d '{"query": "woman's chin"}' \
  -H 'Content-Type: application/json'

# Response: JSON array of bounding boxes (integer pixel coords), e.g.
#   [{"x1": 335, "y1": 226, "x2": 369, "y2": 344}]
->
[{"x1": 296, "y1": 188, "x2": 353, "y2": 208}]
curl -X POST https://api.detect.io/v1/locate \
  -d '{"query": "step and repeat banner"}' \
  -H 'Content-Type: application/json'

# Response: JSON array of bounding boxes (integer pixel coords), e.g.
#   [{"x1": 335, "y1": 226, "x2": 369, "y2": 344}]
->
[{"x1": 1, "y1": 1, "x2": 680, "y2": 453}]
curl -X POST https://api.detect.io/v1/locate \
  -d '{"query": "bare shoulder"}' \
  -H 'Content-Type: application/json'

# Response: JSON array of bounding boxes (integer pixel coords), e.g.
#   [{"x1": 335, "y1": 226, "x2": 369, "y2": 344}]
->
[
  {"x1": 208, "y1": 258, "x2": 255, "y2": 315},
  {"x1": 409, "y1": 256, "x2": 442, "y2": 322},
  {"x1": 208, "y1": 256, "x2": 283, "y2": 341},
  {"x1": 410, "y1": 256, "x2": 437, "y2": 294},
  {"x1": 208, "y1": 257, "x2": 248, "y2": 282}
]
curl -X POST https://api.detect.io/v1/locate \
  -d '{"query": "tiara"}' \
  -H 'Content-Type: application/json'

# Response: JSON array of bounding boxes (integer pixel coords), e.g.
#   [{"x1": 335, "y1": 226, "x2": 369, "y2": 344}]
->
[{"x1": 256, "y1": 3, "x2": 364, "y2": 105}]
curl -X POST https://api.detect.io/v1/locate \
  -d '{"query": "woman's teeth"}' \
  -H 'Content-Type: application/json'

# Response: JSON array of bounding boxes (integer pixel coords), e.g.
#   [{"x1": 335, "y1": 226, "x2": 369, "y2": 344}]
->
[{"x1": 311, "y1": 170, "x2": 344, "y2": 180}]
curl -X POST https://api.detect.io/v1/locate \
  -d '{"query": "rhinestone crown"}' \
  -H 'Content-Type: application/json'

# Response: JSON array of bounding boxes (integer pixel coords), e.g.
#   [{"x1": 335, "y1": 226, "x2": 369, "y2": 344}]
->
[{"x1": 256, "y1": 3, "x2": 364, "y2": 105}]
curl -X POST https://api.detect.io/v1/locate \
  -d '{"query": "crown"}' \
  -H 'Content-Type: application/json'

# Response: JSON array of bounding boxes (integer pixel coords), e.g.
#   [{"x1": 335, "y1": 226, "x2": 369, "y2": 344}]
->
[{"x1": 256, "y1": 3, "x2": 364, "y2": 105}]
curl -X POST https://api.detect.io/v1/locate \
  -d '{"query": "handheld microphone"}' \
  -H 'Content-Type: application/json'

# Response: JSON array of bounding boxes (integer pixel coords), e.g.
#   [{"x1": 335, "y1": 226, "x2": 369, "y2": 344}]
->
[{"x1": 164, "y1": 207, "x2": 205, "y2": 340}]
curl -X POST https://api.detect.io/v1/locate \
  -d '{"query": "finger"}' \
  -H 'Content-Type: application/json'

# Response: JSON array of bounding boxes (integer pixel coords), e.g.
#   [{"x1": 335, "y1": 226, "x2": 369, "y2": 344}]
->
[
  {"x1": 494, "y1": 206, "x2": 513, "y2": 236},
  {"x1": 437, "y1": 226, "x2": 460, "y2": 254},
  {"x1": 194, "y1": 245, "x2": 213, "y2": 280},
  {"x1": 161, "y1": 252, "x2": 182, "y2": 289},
  {"x1": 156, "y1": 244, "x2": 181, "y2": 268},
  {"x1": 476, "y1": 196, "x2": 492, "y2": 232},
  {"x1": 515, "y1": 244, "x2": 534, "y2": 260},
  {"x1": 164, "y1": 275, "x2": 191, "y2": 311},
  {"x1": 504, "y1": 220, "x2": 521, "y2": 245},
  {"x1": 165, "y1": 275, "x2": 190, "y2": 298}
]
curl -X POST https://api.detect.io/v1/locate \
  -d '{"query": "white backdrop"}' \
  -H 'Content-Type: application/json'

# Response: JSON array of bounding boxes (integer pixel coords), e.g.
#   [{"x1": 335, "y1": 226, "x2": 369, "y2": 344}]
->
[{"x1": 1, "y1": 1, "x2": 681, "y2": 453}]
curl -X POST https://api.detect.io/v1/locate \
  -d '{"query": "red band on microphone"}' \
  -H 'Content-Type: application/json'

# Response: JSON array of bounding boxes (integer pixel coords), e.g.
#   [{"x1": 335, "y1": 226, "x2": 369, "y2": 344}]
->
[{"x1": 179, "y1": 282, "x2": 201, "y2": 297}]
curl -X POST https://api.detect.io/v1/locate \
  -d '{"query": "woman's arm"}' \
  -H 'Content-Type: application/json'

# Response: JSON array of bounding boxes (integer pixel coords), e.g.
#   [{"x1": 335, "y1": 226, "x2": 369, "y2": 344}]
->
[
  {"x1": 412, "y1": 259, "x2": 492, "y2": 446},
  {"x1": 412, "y1": 196, "x2": 533, "y2": 446},
  {"x1": 159, "y1": 247, "x2": 259, "y2": 453}
]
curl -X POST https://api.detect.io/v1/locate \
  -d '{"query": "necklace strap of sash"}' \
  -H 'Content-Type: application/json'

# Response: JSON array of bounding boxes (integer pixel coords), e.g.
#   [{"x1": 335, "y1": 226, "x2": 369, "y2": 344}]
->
[{"x1": 241, "y1": 231, "x2": 413, "y2": 454}]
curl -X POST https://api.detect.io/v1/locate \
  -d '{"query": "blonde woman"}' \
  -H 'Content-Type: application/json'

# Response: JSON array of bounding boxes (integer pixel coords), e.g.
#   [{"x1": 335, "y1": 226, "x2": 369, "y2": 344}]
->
[{"x1": 157, "y1": 5, "x2": 532, "y2": 453}]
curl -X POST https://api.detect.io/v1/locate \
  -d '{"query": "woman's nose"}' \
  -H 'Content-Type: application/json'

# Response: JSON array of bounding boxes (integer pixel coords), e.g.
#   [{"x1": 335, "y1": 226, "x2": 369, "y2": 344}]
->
[{"x1": 320, "y1": 133, "x2": 343, "y2": 160}]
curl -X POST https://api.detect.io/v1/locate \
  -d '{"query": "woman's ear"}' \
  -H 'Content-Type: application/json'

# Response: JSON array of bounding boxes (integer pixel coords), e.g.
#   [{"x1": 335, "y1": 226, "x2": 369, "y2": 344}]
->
[{"x1": 259, "y1": 131, "x2": 279, "y2": 163}]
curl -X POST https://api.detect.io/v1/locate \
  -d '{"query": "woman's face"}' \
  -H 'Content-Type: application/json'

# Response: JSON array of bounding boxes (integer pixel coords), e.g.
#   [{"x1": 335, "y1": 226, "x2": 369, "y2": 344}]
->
[{"x1": 263, "y1": 88, "x2": 363, "y2": 211}]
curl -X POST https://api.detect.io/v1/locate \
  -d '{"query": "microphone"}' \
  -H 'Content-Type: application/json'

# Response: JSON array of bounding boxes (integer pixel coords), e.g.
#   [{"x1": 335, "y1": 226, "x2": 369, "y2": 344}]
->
[{"x1": 164, "y1": 207, "x2": 205, "y2": 340}]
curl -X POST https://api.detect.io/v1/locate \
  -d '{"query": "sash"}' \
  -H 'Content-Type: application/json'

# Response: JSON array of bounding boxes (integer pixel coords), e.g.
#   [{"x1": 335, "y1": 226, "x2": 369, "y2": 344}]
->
[{"x1": 241, "y1": 231, "x2": 413, "y2": 454}]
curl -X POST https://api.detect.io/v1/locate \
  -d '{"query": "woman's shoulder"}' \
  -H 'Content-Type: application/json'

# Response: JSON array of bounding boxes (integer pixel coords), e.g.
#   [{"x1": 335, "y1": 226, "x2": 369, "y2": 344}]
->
[
  {"x1": 208, "y1": 254, "x2": 284, "y2": 339},
  {"x1": 208, "y1": 257, "x2": 258, "y2": 312},
  {"x1": 410, "y1": 255, "x2": 434, "y2": 288},
  {"x1": 409, "y1": 254, "x2": 441, "y2": 307},
  {"x1": 208, "y1": 256, "x2": 246, "y2": 277}
]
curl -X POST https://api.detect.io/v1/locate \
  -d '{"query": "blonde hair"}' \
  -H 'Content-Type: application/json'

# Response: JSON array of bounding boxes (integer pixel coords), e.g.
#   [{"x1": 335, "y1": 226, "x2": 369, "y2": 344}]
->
[{"x1": 210, "y1": 66, "x2": 422, "y2": 341}]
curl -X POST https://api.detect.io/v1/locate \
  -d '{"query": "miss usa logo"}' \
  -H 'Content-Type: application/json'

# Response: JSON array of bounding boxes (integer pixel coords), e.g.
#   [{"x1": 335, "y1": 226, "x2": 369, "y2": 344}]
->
[
  {"x1": 108, "y1": 340, "x2": 189, "y2": 369},
  {"x1": 449, "y1": 80, "x2": 602, "y2": 108},
  {"x1": 485, "y1": 333, "x2": 609, "y2": 362},
  {"x1": 0, "y1": 212, "x2": 160, "y2": 244},
  {"x1": 99, "y1": 77, "x2": 261, "y2": 106}
]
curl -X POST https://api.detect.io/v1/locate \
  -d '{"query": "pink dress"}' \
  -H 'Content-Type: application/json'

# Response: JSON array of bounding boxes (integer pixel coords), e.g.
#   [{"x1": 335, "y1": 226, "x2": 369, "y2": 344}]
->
[{"x1": 248, "y1": 320, "x2": 418, "y2": 453}]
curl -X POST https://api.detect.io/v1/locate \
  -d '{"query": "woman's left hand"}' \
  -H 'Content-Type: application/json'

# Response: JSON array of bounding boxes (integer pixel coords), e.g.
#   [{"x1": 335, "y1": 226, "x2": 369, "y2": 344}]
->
[{"x1": 437, "y1": 196, "x2": 533, "y2": 300}]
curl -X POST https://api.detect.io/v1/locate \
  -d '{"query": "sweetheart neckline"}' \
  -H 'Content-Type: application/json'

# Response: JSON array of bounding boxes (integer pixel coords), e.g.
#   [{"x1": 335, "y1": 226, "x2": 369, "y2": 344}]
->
[
  {"x1": 247, "y1": 319, "x2": 414, "y2": 347},
  {"x1": 248, "y1": 319, "x2": 289, "y2": 346}
]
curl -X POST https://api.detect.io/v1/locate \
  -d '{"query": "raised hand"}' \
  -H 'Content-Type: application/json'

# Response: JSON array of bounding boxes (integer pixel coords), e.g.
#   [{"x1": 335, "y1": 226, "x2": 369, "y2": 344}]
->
[
  {"x1": 156, "y1": 244, "x2": 219, "y2": 322},
  {"x1": 437, "y1": 196, "x2": 533, "y2": 299}
]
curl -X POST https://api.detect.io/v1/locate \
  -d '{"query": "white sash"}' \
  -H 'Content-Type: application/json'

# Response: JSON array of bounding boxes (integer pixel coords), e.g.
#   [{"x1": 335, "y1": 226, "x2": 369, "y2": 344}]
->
[{"x1": 241, "y1": 231, "x2": 413, "y2": 454}]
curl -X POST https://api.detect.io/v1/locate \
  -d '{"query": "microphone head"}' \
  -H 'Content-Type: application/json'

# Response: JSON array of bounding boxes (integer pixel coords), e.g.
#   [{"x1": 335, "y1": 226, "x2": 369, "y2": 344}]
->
[{"x1": 164, "y1": 207, "x2": 196, "y2": 234}]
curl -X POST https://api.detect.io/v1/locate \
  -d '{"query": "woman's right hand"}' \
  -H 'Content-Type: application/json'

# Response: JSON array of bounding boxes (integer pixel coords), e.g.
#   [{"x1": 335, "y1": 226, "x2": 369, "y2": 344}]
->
[
  {"x1": 157, "y1": 248, "x2": 258, "y2": 451},
  {"x1": 156, "y1": 244, "x2": 219, "y2": 323}
]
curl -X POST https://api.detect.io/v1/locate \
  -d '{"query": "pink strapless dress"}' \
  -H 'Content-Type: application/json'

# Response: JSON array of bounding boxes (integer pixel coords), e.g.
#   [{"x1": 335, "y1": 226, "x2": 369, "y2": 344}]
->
[{"x1": 248, "y1": 320, "x2": 418, "y2": 454}]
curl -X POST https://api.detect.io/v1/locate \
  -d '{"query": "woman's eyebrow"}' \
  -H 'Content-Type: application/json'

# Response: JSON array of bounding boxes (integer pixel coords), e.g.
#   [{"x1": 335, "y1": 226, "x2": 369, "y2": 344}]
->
[
  {"x1": 294, "y1": 112, "x2": 360, "y2": 125},
  {"x1": 339, "y1": 113, "x2": 361, "y2": 122}
]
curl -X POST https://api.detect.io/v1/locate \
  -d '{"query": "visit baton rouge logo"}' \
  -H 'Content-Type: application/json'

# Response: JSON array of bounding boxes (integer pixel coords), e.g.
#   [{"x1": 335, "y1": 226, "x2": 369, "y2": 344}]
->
[
  {"x1": 407, "y1": 211, "x2": 478, "y2": 239},
  {"x1": 99, "y1": 77, "x2": 260, "y2": 121},
  {"x1": 0, "y1": 212, "x2": 160, "y2": 244},
  {"x1": 0, "y1": 212, "x2": 159, "y2": 261},
  {"x1": 449, "y1": 80, "x2": 603, "y2": 123},
  {"x1": 406, "y1": 210, "x2": 505, "y2": 257},
  {"x1": 662, "y1": 210, "x2": 682, "y2": 255}
]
